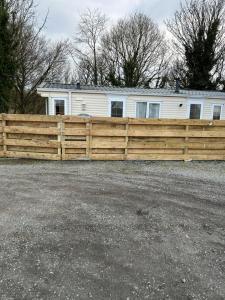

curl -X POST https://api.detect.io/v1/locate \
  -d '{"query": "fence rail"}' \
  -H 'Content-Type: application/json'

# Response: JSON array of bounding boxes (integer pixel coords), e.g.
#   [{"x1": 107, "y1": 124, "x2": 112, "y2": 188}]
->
[{"x1": 0, "y1": 114, "x2": 225, "y2": 161}]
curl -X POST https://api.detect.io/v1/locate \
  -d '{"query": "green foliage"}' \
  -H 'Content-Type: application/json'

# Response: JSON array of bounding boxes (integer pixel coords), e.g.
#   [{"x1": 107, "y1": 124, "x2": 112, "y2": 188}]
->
[
  {"x1": 106, "y1": 71, "x2": 122, "y2": 87},
  {"x1": 167, "y1": 0, "x2": 225, "y2": 90},
  {"x1": 185, "y1": 12, "x2": 220, "y2": 89},
  {"x1": 0, "y1": 0, "x2": 17, "y2": 112},
  {"x1": 123, "y1": 59, "x2": 140, "y2": 87}
]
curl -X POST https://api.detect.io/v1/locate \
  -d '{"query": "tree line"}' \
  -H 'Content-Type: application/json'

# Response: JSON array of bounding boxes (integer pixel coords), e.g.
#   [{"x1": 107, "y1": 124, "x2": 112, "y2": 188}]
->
[{"x1": 1, "y1": 0, "x2": 225, "y2": 113}]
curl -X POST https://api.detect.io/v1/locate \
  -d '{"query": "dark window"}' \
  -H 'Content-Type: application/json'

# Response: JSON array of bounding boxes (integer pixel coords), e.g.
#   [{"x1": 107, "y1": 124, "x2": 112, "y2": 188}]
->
[
  {"x1": 213, "y1": 105, "x2": 222, "y2": 120},
  {"x1": 111, "y1": 101, "x2": 123, "y2": 117},
  {"x1": 55, "y1": 100, "x2": 65, "y2": 115},
  {"x1": 189, "y1": 104, "x2": 201, "y2": 119}
]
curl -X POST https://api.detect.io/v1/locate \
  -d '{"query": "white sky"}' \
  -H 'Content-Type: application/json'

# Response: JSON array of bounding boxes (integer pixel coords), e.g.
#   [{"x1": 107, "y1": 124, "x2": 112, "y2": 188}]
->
[{"x1": 37, "y1": 0, "x2": 182, "y2": 40}]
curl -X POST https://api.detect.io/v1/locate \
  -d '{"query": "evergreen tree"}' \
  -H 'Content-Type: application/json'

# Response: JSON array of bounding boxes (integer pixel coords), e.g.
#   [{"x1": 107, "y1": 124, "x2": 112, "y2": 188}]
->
[
  {"x1": 167, "y1": 0, "x2": 225, "y2": 90},
  {"x1": 0, "y1": 0, "x2": 16, "y2": 112}
]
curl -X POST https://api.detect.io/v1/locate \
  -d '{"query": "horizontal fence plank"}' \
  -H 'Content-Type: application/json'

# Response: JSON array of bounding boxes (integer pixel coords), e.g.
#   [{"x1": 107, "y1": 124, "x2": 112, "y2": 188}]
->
[
  {"x1": 128, "y1": 118, "x2": 225, "y2": 126},
  {"x1": 128, "y1": 149, "x2": 184, "y2": 154},
  {"x1": 4, "y1": 114, "x2": 61, "y2": 123},
  {"x1": 128, "y1": 142, "x2": 225, "y2": 150},
  {"x1": 92, "y1": 141, "x2": 127, "y2": 149},
  {"x1": 188, "y1": 149, "x2": 225, "y2": 155},
  {"x1": 128, "y1": 130, "x2": 225, "y2": 138},
  {"x1": 126, "y1": 154, "x2": 225, "y2": 160},
  {"x1": 63, "y1": 116, "x2": 90, "y2": 123},
  {"x1": 62, "y1": 141, "x2": 87, "y2": 149},
  {"x1": 7, "y1": 146, "x2": 58, "y2": 154},
  {"x1": 91, "y1": 129, "x2": 127, "y2": 137},
  {"x1": 127, "y1": 154, "x2": 186, "y2": 160},
  {"x1": 5, "y1": 151, "x2": 60, "y2": 160},
  {"x1": 4, "y1": 139, "x2": 60, "y2": 148},
  {"x1": 62, "y1": 154, "x2": 89, "y2": 160},
  {"x1": 4, "y1": 126, "x2": 60, "y2": 135},
  {"x1": 64, "y1": 128, "x2": 89, "y2": 136},
  {"x1": 91, "y1": 117, "x2": 129, "y2": 125}
]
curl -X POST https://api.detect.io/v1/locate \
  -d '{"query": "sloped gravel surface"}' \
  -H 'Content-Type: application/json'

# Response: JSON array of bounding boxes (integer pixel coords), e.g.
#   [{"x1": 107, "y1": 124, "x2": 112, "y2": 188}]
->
[{"x1": 0, "y1": 159, "x2": 224, "y2": 300}]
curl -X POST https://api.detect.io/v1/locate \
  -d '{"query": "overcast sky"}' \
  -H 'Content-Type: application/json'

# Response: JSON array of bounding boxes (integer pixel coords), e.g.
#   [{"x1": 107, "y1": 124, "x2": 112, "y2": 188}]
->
[{"x1": 37, "y1": 0, "x2": 182, "y2": 40}]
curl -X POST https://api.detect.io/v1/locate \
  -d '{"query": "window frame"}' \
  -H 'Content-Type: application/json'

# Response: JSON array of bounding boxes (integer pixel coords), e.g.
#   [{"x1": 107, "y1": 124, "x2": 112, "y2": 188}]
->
[
  {"x1": 50, "y1": 97, "x2": 68, "y2": 116},
  {"x1": 108, "y1": 95, "x2": 126, "y2": 118},
  {"x1": 136, "y1": 101, "x2": 161, "y2": 119},
  {"x1": 187, "y1": 100, "x2": 203, "y2": 120},
  {"x1": 211, "y1": 104, "x2": 223, "y2": 120},
  {"x1": 54, "y1": 99, "x2": 66, "y2": 115}
]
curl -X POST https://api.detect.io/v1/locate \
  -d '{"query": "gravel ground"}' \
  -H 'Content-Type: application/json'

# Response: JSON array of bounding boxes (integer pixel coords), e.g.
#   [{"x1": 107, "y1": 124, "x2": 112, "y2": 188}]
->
[{"x1": 0, "y1": 159, "x2": 224, "y2": 300}]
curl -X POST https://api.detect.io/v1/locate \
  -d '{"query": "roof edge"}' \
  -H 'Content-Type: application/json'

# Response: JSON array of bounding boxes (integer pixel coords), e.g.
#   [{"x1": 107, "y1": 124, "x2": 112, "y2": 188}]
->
[{"x1": 37, "y1": 82, "x2": 225, "y2": 99}]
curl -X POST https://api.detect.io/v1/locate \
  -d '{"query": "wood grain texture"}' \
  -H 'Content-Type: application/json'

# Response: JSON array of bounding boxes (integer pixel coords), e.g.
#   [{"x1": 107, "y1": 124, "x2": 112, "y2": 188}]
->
[{"x1": 0, "y1": 114, "x2": 224, "y2": 161}]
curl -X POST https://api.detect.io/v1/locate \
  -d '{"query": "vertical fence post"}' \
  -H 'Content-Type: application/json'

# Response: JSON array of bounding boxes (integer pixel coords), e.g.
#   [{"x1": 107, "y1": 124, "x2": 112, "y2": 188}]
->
[
  {"x1": 184, "y1": 125, "x2": 189, "y2": 161},
  {"x1": 86, "y1": 118, "x2": 92, "y2": 160},
  {"x1": 125, "y1": 118, "x2": 129, "y2": 160},
  {"x1": 2, "y1": 114, "x2": 7, "y2": 158},
  {"x1": 61, "y1": 117, "x2": 65, "y2": 161},
  {"x1": 61, "y1": 116, "x2": 65, "y2": 161},
  {"x1": 57, "y1": 116, "x2": 64, "y2": 161}
]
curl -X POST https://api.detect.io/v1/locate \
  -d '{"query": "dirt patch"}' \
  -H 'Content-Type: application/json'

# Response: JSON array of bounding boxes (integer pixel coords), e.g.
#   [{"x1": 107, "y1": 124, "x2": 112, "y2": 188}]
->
[{"x1": 0, "y1": 160, "x2": 224, "y2": 300}]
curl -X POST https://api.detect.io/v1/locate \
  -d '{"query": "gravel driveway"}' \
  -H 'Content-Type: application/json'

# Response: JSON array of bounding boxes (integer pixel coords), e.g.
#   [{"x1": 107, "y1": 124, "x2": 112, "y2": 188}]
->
[{"x1": 0, "y1": 159, "x2": 224, "y2": 300}]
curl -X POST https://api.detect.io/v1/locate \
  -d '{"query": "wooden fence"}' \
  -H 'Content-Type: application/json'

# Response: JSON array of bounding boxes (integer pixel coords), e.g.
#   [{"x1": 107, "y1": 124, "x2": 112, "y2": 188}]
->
[
  {"x1": 0, "y1": 114, "x2": 225, "y2": 161},
  {"x1": 0, "y1": 114, "x2": 61, "y2": 160}
]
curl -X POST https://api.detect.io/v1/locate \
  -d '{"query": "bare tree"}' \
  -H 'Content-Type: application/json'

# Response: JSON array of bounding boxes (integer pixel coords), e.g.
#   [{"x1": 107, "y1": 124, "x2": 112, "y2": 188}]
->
[
  {"x1": 77, "y1": 57, "x2": 93, "y2": 85},
  {"x1": 73, "y1": 8, "x2": 107, "y2": 85},
  {"x1": 13, "y1": 27, "x2": 67, "y2": 113},
  {"x1": 0, "y1": 0, "x2": 36, "y2": 112},
  {"x1": 61, "y1": 62, "x2": 78, "y2": 84},
  {"x1": 167, "y1": 0, "x2": 225, "y2": 90},
  {"x1": 101, "y1": 13, "x2": 170, "y2": 87},
  {"x1": 160, "y1": 59, "x2": 190, "y2": 88},
  {"x1": 6, "y1": 0, "x2": 68, "y2": 113}
]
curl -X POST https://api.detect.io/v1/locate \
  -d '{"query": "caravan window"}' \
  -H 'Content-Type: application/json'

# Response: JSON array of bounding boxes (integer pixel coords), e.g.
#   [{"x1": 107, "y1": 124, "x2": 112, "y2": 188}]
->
[
  {"x1": 148, "y1": 103, "x2": 160, "y2": 119},
  {"x1": 136, "y1": 102, "x2": 161, "y2": 119},
  {"x1": 111, "y1": 101, "x2": 123, "y2": 118},
  {"x1": 212, "y1": 105, "x2": 222, "y2": 120},
  {"x1": 189, "y1": 103, "x2": 202, "y2": 119},
  {"x1": 55, "y1": 100, "x2": 65, "y2": 115}
]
